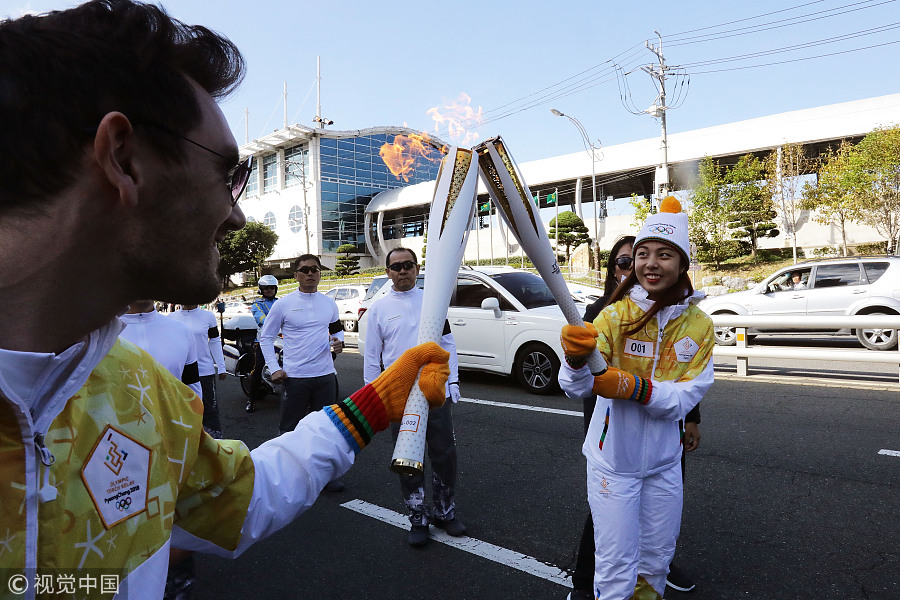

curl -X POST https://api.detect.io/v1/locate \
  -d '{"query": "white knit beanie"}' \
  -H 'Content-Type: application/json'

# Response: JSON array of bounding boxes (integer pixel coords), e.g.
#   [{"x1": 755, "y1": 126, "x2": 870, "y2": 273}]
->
[{"x1": 633, "y1": 196, "x2": 690, "y2": 264}]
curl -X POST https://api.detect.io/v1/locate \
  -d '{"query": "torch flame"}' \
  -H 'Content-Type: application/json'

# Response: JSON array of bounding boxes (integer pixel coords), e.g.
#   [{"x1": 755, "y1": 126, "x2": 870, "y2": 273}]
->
[
  {"x1": 428, "y1": 92, "x2": 483, "y2": 146},
  {"x1": 379, "y1": 132, "x2": 443, "y2": 183}
]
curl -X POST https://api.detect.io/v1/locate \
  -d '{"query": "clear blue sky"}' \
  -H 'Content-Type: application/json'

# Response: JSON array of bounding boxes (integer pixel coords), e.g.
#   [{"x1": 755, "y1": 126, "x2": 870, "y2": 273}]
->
[{"x1": 7, "y1": 0, "x2": 900, "y2": 163}]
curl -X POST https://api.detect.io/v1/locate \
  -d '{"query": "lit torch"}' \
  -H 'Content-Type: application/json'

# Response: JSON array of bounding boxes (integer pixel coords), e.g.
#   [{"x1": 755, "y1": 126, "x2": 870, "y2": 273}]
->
[
  {"x1": 390, "y1": 146, "x2": 478, "y2": 475},
  {"x1": 474, "y1": 136, "x2": 607, "y2": 375}
]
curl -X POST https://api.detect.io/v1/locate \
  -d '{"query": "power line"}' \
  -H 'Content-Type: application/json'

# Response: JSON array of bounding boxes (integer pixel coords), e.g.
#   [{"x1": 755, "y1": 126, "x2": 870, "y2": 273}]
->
[
  {"x1": 666, "y1": 0, "x2": 895, "y2": 46},
  {"x1": 429, "y1": 0, "x2": 896, "y2": 142},
  {"x1": 687, "y1": 38, "x2": 900, "y2": 74},
  {"x1": 665, "y1": 0, "x2": 829, "y2": 36}
]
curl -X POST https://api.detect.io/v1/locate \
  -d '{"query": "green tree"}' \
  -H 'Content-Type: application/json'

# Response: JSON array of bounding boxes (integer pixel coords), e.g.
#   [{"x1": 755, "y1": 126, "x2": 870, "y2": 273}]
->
[
  {"x1": 335, "y1": 243, "x2": 361, "y2": 277},
  {"x1": 766, "y1": 143, "x2": 813, "y2": 263},
  {"x1": 628, "y1": 193, "x2": 653, "y2": 229},
  {"x1": 800, "y1": 141, "x2": 859, "y2": 256},
  {"x1": 723, "y1": 153, "x2": 779, "y2": 260},
  {"x1": 217, "y1": 221, "x2": 279, "y2": 287},
  {"x1": 689, "y1": 156, "x2": 743, "y2": 268},
  {"x1": 846, "y1": 125, "x2": 900, "y2": 253},
  {"x1": 548, "y1": 210, "x2": 591, "y2": 262}
]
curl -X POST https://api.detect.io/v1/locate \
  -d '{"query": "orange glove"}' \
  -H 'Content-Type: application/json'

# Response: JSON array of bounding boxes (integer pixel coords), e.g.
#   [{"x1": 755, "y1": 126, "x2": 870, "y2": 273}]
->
[
  {"x1": 561, "y1": 322, "x2": 598, "y2": 368},
  {"x1": 370, "y1": 342, "x2": 450, "y2": 421},
  {"x1": 333, "y1": 342, "x2": 450, "y2": 452},
  {"x1": 592, "y1": 367, "x2": 652, "y2": 404}
]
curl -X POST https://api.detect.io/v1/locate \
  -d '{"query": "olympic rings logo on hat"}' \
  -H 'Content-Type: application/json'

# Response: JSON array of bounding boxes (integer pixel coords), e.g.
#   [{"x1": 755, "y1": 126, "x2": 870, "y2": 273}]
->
[
  {"x1": 116, "y1": 497, "x2": 132, "y2": 511},
  {"x1": 648, "y1": 224, "x2": 675, "y2": 235}
]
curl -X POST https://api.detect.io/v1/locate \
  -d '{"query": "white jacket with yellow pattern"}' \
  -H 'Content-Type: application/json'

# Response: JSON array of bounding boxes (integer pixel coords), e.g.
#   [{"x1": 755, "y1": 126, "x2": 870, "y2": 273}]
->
[
  {"x1": 0, "y1": 319, "x2": 354, "y2": 599},
  {"x1": 560, "y1": 286, "x2": 715, "y2": 478}
]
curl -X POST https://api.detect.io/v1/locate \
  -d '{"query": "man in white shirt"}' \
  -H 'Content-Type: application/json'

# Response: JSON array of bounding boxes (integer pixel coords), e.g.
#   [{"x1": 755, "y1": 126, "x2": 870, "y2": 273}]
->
[
  {"x1": 170, "y1": 304, "x2": 228, "y2": 439},
  {"x1": 260, "y1": 254, "x2": 343, "y2": 434},
  {"x1": 120, "y1": 300, "x2": 202, "y2": 399},
  {"x1": 363, "y1": 248, "x2": 466, "y2": 547}
]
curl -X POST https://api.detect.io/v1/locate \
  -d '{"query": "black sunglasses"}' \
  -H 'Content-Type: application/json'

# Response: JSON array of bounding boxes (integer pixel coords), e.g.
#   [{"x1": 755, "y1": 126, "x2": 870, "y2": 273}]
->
[
  {"x1": 296, "y1": 265, "x2": 320, "y2": 274},
  {"x1": 615, "y1": 256, "x2": 634, "y2": 270},
  {"x1": 137, "y1": 121, "x2": 252, "y2": 206},
  {"x1": 387, "y1": 260, "x2": 417, "y2": 272}
]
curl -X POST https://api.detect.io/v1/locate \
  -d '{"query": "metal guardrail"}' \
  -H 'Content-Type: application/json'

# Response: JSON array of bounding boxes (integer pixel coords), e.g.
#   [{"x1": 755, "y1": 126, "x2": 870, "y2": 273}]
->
[{"x1": 710, "y1": 314, "x2": 900, "y2": 381}]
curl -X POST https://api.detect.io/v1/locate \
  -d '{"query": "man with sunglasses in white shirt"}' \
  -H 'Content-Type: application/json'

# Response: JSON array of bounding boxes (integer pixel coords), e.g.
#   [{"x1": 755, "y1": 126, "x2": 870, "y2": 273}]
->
[
  {"x1": 363, "y1": 247, "x2": 466, "y2": 546},
  {"x1": 260, "y1": 254, "x2": 344, "y2": 434}
]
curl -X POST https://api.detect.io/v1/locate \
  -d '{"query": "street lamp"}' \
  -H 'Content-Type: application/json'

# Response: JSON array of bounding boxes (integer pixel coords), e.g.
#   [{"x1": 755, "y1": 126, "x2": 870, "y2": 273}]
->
[{"x1": 550, "y1": 108, "x2": 603, "y2": 247}]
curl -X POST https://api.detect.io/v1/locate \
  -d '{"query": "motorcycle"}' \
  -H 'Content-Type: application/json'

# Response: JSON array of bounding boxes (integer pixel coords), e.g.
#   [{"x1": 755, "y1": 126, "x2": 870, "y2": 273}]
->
[{"x1": 221, "y1": 315, "x2": 283, "y2": 398}]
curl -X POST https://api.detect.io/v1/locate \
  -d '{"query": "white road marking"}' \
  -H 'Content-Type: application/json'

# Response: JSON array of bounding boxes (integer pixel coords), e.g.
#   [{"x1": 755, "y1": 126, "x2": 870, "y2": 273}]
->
[
  {"x1": 878, "y1": 449, "x2": 900, "y2": 458},
  {"x1": 459, "y1": 397, "x2": 581, "y2": 417},
  {"x1": 341, "y1": 499, "x2": 572, "y2": 587}
]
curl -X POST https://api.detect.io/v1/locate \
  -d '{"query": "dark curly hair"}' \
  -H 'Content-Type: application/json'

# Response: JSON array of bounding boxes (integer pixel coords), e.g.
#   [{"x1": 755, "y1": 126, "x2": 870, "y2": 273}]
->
[{"x1": 0, "y1": 0, "x2": 245, "y2": 213}]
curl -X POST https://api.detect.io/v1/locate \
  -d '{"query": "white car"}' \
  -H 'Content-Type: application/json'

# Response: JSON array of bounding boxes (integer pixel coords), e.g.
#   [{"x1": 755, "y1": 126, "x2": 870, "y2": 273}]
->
[
  {"x1": 220, "y1": 300, "x2": 253, "y2": 320},
  {"x1": 358, "y1": 266, "x2": 584, "y2": 394},
  {"x1": 323, "y1": 284, "x2": 368, "y2": 332}
]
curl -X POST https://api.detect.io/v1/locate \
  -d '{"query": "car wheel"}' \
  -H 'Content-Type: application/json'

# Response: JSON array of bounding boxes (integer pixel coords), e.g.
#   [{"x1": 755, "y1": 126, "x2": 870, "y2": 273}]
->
[
  {"x1": 514, "y1": 342, "x2": 560, "y2": 395},
  {"x1": 342, "y1": 319, "x2": 358, "y2": 332},
  {"x1": 712, "y1": 312, "x2": 738, "y2": 346},
  {"x1": 855, "y1": 311, "x2": 899, "y2": 351}
]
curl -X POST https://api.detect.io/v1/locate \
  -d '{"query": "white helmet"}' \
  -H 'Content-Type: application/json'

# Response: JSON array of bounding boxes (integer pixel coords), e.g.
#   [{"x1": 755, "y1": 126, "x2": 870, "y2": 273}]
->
[{"x1": 258, "y1": 275, "x2": 278, "y2": 293}]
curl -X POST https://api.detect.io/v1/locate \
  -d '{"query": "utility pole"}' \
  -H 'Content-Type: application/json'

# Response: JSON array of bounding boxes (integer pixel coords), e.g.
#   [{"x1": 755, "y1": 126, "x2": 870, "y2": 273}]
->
[{"x1": 643, "y1": 31, "x2": 671, "y2": 199}]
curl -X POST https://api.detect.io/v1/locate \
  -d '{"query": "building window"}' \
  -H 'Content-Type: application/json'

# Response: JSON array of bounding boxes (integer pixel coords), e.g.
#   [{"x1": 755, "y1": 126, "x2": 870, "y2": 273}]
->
[
  {"x1": 262, "y1": 153, "x2": 278, "y2": 193},
  {"x1": 284, "y1": 144, "x2": 309, "y2": 189},
  {"x1": 244, "y1": 159, "x2": 259, "y2": 198},
  {"x1": 289, "y1": 205, "x2": 304, "y2": 233},
  {"x1": 319, "y1": 133, "x2": 443, "y2": 253},
  {"x1": 264, "y1": 211, "x2": 276, "y2": 231}
]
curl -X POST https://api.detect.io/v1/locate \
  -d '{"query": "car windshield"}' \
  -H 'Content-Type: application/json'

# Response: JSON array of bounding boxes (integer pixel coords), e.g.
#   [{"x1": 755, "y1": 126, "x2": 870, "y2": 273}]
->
[
  {"x1": 490, "y1": 272, "x2": 557, "y2": 309},
  {"x1": 363, "y1": 278, "x2": 389, "y2": 301}
]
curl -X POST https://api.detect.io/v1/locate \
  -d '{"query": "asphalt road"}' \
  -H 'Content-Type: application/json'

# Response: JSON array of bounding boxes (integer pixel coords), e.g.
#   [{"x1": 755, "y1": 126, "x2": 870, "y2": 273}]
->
[{"x1": 193, "y1": 339, "x2": 900, "y2": 600}]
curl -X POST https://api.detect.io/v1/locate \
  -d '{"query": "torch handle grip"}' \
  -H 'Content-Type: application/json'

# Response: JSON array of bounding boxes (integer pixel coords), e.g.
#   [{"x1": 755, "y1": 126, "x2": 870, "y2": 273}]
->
[{"x1": 390, "y1": 374, "x2": 431, "y2": 475}]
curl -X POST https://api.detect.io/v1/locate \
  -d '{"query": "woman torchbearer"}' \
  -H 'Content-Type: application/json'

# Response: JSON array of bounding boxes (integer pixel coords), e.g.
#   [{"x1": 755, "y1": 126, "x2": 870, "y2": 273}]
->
[{"x1": 559, "y1": 197, "x2": 715, "y2": 600}]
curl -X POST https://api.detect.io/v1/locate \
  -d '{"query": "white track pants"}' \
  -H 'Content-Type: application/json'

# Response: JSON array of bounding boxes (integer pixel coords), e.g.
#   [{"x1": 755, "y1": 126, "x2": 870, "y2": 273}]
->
[{"x1": 587, "y1": 461, "x2": 683, "y2": 600}]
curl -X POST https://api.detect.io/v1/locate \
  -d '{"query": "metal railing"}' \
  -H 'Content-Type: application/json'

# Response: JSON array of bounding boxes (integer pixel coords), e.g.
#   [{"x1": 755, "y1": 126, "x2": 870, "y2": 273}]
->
[{"x1": 710, "y1": 314, "x2": 900, "y2": 381}]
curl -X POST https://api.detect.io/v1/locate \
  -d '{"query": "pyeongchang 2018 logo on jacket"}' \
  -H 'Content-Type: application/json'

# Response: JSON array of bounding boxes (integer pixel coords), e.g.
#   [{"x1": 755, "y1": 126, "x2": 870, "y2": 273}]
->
[
  {"x1": 648, "y1": 223, "x2": 676, "y2": 236},
  {"x1": 82, "y1": 426, "x2": 152, "y2": 527}
]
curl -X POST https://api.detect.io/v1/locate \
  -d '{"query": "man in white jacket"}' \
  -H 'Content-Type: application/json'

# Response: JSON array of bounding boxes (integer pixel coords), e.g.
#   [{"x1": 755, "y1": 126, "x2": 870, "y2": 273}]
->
[{"x1": 363, "y1": 248, "x2": 466, "y2": 547}]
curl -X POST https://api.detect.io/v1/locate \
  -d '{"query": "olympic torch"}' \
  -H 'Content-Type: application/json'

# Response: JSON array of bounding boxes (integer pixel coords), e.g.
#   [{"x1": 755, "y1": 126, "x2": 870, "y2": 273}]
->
[
  {"x1": 474, "y1": 136, "x2": 607, "y2": 375},
  {"x1": 390, "y1": 147, "x2": 478, "y2": 475}
]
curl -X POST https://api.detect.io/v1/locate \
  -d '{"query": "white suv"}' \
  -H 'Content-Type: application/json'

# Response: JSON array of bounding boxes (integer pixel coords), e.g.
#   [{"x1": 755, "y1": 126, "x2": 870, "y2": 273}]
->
[
  {"x1": 359, "y1": 266, "x2": 583, "y2": 394},
  {"x1": 698, "y1": 256, "x2": 900, "y2": 350}
]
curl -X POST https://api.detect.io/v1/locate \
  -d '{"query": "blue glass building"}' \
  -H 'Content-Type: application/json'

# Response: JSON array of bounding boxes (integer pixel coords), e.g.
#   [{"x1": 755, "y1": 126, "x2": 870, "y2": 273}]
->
[{"x1": 238, "y1": 125, "x2": 443, "y2": 273}]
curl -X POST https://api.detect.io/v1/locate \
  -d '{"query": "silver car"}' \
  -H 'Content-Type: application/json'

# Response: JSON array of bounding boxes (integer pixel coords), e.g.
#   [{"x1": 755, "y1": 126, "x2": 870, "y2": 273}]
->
[{"x1": 698, "y1": 256, "x2": 900, "y2": 350}]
